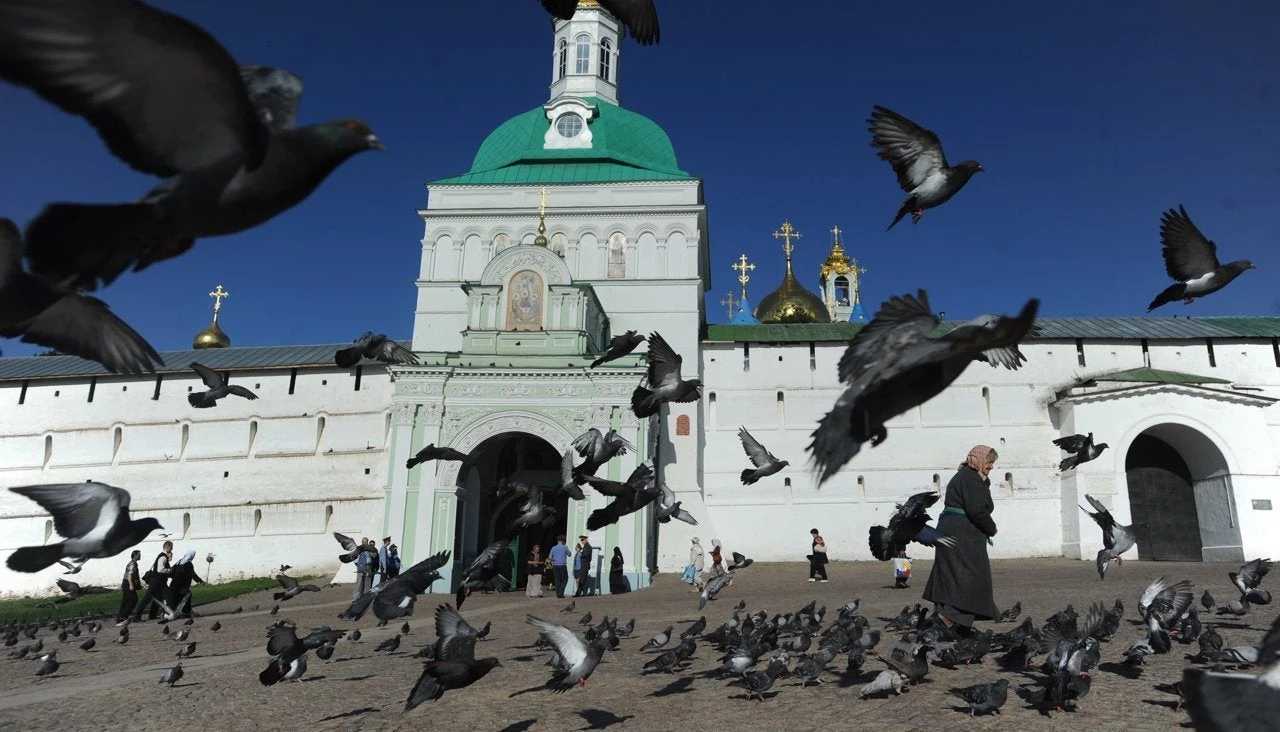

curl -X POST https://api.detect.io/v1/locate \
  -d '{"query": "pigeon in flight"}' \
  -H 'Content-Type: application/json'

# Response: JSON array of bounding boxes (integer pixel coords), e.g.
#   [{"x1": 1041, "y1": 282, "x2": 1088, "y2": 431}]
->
[
  {"x1": 259, "y1": 622, "x2": 346, "y2": 686},
  {"x1": 527, "y1": 615, "x2": 607, "y2": 689},
  {"x1": 55, "y1": 578, "x2": 110, "y2": 601},
  {"x1": 405, "y1": 656, "x2": 502, "y2": 711},
  {"x1": 57, "y1": 558, "x2": 85, "y2": 575},
  {"x1": 583, "y1": 462, "x2": 659, "y2": 531},
  {"x1": 808, "y1": 290, "x2": 1039, "y2": 485},
  {"x1": 737, "y1": 427, "x2": 789, "y2": 485},
  {"x1": 590, "y1": 330, "x2": 645, "y2": 368},
  {"x1": 335, "y1": 332, "x2": 418, "y2": 369},
  {"x1": 867, "y1": 491, "x2": 957, "y2": 561},
  {"x1": 540, "y1": 0, "x2": 661, "y2": 45},
  {"x1": 1078, "y1": 493, "x2": 1137, "y2": 579},
  {"x1": 1182, "y1": 613, "x2": 1280, "y2": 731},
  {"x1": 7, "y1": 482, "x2": 162, "y2": 573},
  {"x1": 631, "y1": 332, "x2": 702, "y2": 418},
  {"x1": 333, "y1": 532, "x2": 378, "y2": 563},
  {"x1": 186, "y1": 362, "x2": 257, "y2": 408},
  {"x1": 868, "y1": 105, "x2": 984, "y2": 230},
  {"x1": 456, "y1": 540, "x2": 513, "y2": 609},
  {"x1": 1147, "y1": 206, "x2": 1255, "y2": 312},
  {"x1": 405, "y1": 444, "x2": 470, "y2": 470},
  {"x1": 1055, "y1": 433, "x2": 1109, "y2": 472},
  {"x1": 558, "y1": 449, "x2": 586, "y2": 501},
  {"x1": 1230, "y1": 558, "x2": 1273, "y2": 606},
  {"x1": 0, "y1": 0, "x2": 383, "y2": 291},
  {"x1": 570, "y1": 428, "x2": 635, "y2": 479},
  {"x1": 510, "y1": 486, "x2": 559, "y2": 532},
  {"x1": 339, "y1": 549, "x2": 451, "y2": 625},
  {"x1": 273, "y1": 574, "x2": 321, "y2": 601},
  {"x1": 654, "y1": 482, "x2": 697, "y2": 525},
  {"x1": 0, "y1": 219, "x2": 164, "y2": 374}
]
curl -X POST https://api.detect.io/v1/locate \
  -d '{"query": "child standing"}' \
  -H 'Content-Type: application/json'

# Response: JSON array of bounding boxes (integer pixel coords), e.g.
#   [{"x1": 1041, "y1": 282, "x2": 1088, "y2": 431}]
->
[{"x1": 892, "y1": 549, "x2": 912, "y2": 588}]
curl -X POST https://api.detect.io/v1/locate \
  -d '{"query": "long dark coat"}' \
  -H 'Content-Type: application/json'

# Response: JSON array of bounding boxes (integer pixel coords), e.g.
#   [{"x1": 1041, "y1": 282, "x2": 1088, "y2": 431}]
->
[{"x1": 922, "y1": 463, "x2": 999, "y2": 621}]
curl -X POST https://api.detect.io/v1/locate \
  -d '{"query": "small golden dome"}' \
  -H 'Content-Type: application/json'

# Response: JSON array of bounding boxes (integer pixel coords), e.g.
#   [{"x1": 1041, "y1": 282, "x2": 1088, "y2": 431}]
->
[
  {"x1": 193, "y1": 321, "x2": 230, "y2": 350},
  {"x1": 754, "y1": 269, "x2": 831, "y2": 324},
  {"x1": 820, "y1": 241, "x2": 853, "y2": 283}
]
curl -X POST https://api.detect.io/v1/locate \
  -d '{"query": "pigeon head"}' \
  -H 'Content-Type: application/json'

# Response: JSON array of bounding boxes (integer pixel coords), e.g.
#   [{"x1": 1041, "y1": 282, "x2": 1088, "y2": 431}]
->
[
  {"x1": 1226, "y1": 259, "x2": 1257, "y2": 273},
  {"x1": 321, "y1": 118, "x2": 384, "y2": 152},
  {"x1": 132, "y1": 517, "x2": 165, "y2": 537},
  {"x1": 1096, "y1": 443, "x2": 1110, "y2": 453},
  {"x1": 955, "y1": 160, "x2": 984, "y2": 175}
]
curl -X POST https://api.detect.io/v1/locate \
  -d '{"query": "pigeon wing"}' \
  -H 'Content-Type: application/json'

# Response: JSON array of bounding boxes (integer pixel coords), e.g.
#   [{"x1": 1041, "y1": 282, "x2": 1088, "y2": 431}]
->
[
  {"x1": 333, "y1": 532, "x2": 358, "y2": 552},
  {"x1": 868, "y1": 105, "x2": 950, "y2": 192},
  {"x1": 963, "y1": 316, "x2": 1041, "y2": 371},
  {"x1": 0, "y1": 0, "x2": 267, "y2": 177},
  {"x1": 265, "y1": 624, "x2": 300, "y2": 657},
  {"x1": 583, "y1": 476, "x2": 632, "y2": 498},
  {"x1": 189, "y1": 362, "x2": 225, "y2": 389},
  {"x1": 644, "y1": 332, "x2": 685, "y2": 390},
  {"x1": 1182, "y1": 668, "x2": 1280, "y2": 732},
  {"x1": 463, "y1": 539, "x2": 511, "y2": 577},
  {"x1": 10, "y1": 482, "x2": 126, "y2": 540},
  {"x1": 737, "y1": 427, "x2": 777, "y2": 468},
  {"x1": 571, "y1": 429, "x2": 604, "y2": 458},
  {"x1": 836, "y1": 290, "x2": 939, "y2": 385},
  {"x1": 540, "y1": 0, "x2": 579, "y2": 20},
  {"x1": 56, "y1": 577, "x2": 78, "y2": 594},
  {"x1": 1054, "y1": 434, "x2": 1089, "y2": 454},
  {"x1": 237, "y1": 65, "x2": 303, "y2": 130},
  {"x1": 604, "y1": 430, "x2": 636, "y2": 455},
  {"x1": 527, "y1": 615, "x2": 588, "y2": 669},
  {"x1": 1160, "y1": 206, "x2": 1221, "y2": 281},
  {"x1": 1237, "y1": 558, "x2": 1272, "y2": 590},
  {"x1": 11, "y1": 289, "x2": 163, "y2": 375},
  {"x1": 226, "y1": 385, "x2": 258, "y2": 400},
  {"x1": 598, "y1": 0, "x2": 661, "y2": 45},
  {"x1": 276, "y1": 574, "x2": 299, "y2": 591},
  {"x1": 376, "y1": 338, "x2": 419, "y2": 366}
]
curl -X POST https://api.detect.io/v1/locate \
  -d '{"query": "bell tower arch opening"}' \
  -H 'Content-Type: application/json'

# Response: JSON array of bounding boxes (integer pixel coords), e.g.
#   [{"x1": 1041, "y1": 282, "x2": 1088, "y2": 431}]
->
[{"x1": 1124, "y1": 422, "x2": 1243, "y2": 563}]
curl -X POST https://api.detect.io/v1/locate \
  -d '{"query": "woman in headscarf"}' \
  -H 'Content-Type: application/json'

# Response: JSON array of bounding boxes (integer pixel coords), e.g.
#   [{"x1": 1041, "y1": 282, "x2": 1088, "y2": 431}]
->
[
  {"x1": 709, "y1": 539, "x2": 725, "y2": 576},
  {"x1": 165, "y1": 550, "x2": 205, "y2": 620},
  {"x1": 608, "y1": 547, "x2": 630, "y2": 594},
  {"x1": 687, "y1": 537, "x2": 705, "y2": 592},
  {"x1": 922, "y1": 445, "x2": 1000, "y2": 636}
]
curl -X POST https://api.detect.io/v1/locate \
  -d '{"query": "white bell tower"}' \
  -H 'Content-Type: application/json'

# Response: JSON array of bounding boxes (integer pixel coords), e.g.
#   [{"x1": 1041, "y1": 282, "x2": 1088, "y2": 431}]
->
[{"x1": 548, "y1": 0, "x2": 622, "y2": 106}]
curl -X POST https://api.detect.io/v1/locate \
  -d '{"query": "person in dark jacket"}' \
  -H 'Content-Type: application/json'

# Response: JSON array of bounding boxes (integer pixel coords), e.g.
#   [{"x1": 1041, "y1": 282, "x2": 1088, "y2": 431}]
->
[
  {"x1": 608, "y1": 547, "x2": 631, "y2": 594},
  {"x1": 922, "y1": 444, "x2": 1000, "y2": 635},
  {"x1": 165, "y1": 550, "x2": 205, "y2": 619}
]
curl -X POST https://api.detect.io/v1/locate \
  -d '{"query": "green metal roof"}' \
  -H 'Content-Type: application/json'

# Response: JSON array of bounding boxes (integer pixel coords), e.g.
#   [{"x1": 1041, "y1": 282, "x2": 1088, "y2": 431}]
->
[
  {"x1": 705, "y1": 317, "x2": 1280, "y2": 343},
  {"x1": 431, "y1": 96, "x2": 692, "y2": 186},
  {"x1": 1088, "y1": 367, "x2": 1232, "y2": 385}
]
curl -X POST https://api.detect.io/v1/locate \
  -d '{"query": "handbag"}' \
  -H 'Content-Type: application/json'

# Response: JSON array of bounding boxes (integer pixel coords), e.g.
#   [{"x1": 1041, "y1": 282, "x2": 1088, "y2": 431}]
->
[{"x1": 681, "y1": 564, "x2": 696, "y2": 583}]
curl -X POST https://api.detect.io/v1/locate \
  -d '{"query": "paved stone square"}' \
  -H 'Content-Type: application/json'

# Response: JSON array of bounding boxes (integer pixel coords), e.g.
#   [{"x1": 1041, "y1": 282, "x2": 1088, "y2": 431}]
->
[{"x1": 0, "y1": 557, "x2": 1269, "y2": 731}]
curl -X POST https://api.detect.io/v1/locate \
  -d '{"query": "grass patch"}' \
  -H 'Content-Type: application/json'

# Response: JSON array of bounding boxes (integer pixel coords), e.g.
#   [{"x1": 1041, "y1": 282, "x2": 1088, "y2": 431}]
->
[{"x1": 0, "y1": 576, "x2": 310, "y2": 622}]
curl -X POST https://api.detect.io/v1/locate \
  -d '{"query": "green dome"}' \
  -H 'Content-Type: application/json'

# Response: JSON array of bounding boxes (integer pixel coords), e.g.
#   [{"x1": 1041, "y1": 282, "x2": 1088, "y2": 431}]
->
[{"x1": 432, "y1": 97, "x2": 692, "y2": 186}]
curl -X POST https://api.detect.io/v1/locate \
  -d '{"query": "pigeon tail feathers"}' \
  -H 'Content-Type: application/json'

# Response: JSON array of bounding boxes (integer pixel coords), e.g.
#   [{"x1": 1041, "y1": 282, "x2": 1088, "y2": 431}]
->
[
  {"x1": 1058, "y1": 455, "x2": 1079, "y2": 472},
  {"x1": 7, "y1": 543, "x2": 67, "y2": 573},
  {"x1": 1147, "y1": 283, "x2": 1187, "y2": 312},
  {"x1": 630, "y1": 385, "x2": 659, "y2": 418},
  {"x1": 885, "y1": 197, "x2": 917, "y2": 231},
  {"x1": 740, "y1": 469, "x2": 759, "y2": 485}
]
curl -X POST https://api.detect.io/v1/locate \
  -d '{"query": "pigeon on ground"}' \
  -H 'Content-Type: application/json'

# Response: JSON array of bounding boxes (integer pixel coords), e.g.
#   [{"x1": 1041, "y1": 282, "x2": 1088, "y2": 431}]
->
[
  {"x1": 333, "y1": 532, "x2": 377, "y2": 564},
  {"x1": 1079, "y1": 493, "x2": 1137, "y2": 579},
  {"x1": 338, "y1": 549, "x2": 451, "y2": 624},
  {"x1": 1231, "y1": 558, "x2": 1273, "y2": 605},
  {"x1": 1055, "y1": 433, "x2": 1110, "y2": 472},
  {"x1": 808, "y1": 290, "x2": 1039, "y2": 485},
  {"x1": 640, "y1": 626, "x2": 672, "y2": 651},
  {"x1": 405, "y1": 657, "x2": 502, "y2": 711},
  {"x1": 859, "y1": 669, "x2": 909, "y2": 698},
  {"x1": 540, "y1": 0, "x2": 661, "y2": 45},
  {"x1": 79, "y1": 638, "x2": 95, "y2": 652},
  {"x1": 0, "y1": 219, "x2": 163, "y2": 374},
  {"x1": 186, "y1": 362, "x2": 257, "y2": 408},
  {"x1": 55, "y1": 578, "x2": 111, "y2": 601},
  {"x1": 952, "y1": 678, "x2": 1010, "y2": 716},
  {"x1": 273, "y1": 574, "x2": 321, "y2": 601},
  {"x1": 1140, "y1": 576, "x2": 1195, "y2": 631},
  {"x1": 583, "y1": 462, "x2": 659, "y2": 531},
  {"x1": 527, "y1": 615, "x2": 606, "y2": 689},
  {"x1": 867, "y1": 491, "x2": 958, "y2": 560},
  {"x1": 1202, "y1": 590, "x2": 1216, "y2": 612},
  {"x1": 1147, "y1": 206, "x2": 1255, "y2": 311},
  {"x1": 867, "y1": 105, "x2": 984, "y2": 231},
  {"x1": 570, "y1": 428, "x2": 635, "y2": 479},
  {"x1": 335, "y1": 332, "x2": 417, "y2": 369},
  {"x1": 630, "y1": 332, "x2": 702, "y2": 418},
  {"x1": 455, "y1": 540, "x2": 513, "y2": 609},
  {"x1": 654, "y1": 482, "x2": 697, "y2": 525},
  {"x1": 1182, "y1": 613, "x2": 1280, "y2": 731},
  {"x1": 405, "y1": 444, "x2": 470, "y2": 470},
  {"x1": 7, "y1": 483, "x2": 162, "y2": 572},
  {"x1": 562, "y1": 601, "x2": 576, "y2": 614},
  {"x1": 160, "y1": 663, "x2": 183, "y2": 687},
  {"x1": 176, "y1": 642, "x2": 196, "y2": 658},
  {"x1": 737, "y1": 427, "x2": 789, "y2": 485},
  {"x1": 402, "y1": 622, "x2": 412, "y2": 635},
  {"x1": 998, "y1": 602, "x2": 1023, "y2": 623},
  {"x1": 374, "y1": 635, "x2": 401, "y2": 654},
  {"x1": 590, "y1": 330, "x2": 645, "y2": 368},
  {"x1": 0, "y1": 0, "x2": 382, "y2": 290},
  {"x1": 36, "y1": 651, "x2": 59, "y2": 677}
]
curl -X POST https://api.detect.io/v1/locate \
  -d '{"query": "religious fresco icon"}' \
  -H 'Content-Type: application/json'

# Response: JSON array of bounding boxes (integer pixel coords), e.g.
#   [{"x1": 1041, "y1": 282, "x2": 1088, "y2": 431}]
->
[{"x1": 506, "y1": 269, "x2": 545, "y2": 331}]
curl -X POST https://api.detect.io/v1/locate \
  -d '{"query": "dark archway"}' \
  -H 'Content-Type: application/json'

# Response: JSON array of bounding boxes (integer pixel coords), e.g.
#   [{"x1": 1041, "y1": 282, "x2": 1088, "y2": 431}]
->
[
  {"x1": 454, "y1": 432, "x2": 567, "y2": 592},
  {"x1": 1124, "y1": 423, "x2": 1243, "y2": 563}
]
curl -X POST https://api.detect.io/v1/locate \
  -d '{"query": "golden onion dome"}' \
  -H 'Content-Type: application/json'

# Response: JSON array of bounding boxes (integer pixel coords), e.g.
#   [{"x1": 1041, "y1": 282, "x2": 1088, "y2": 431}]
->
[
  {"x1": 193, "y1": 320, "x2": 230, "y2": 349},
  {"x1": 820, "y1": 240, "x2": 853, "y2": 283},
  {"x1": 754, "y1": 269, "x2": 831, "y2": 324}
]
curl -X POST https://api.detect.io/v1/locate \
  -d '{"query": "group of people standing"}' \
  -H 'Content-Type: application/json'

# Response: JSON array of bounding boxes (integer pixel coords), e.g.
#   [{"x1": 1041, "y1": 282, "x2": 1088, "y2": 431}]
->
[
  {"x1": 525, "y1": 535, "x2": 631, "y2": 599},
  {"x1": 352, "y1": 536, "x2": 402, "y2": 599},
  {"x1": 116, "y1": 540, "x2": 204, "y2": 624},
  {"x1": 685, "y1": 536, "x2": 729, "y2": 590}
]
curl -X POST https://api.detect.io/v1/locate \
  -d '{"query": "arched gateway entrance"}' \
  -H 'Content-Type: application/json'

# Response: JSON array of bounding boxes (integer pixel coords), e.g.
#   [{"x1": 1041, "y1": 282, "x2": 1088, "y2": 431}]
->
[
  {"x1": 1124, "y1": 423, "x2": 1243, "y2": 563},
  {"x1": 453, "y1": 432, "x2": 568, "y2": 592}
]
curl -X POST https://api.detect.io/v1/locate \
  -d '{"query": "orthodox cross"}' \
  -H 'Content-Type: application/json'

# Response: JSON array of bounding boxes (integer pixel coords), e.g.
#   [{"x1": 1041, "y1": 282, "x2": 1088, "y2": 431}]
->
[
  {"x1": 773, "y1": 220, "x2": 801, "y2": 273},
  {"x1": 849, "y1": 258, "x2": 869, "y2": 305},
  {"x1": 830, "y1": 224, "x2": 842, "y2": 244},
  {"x1": 538, "y1": 187, "x2": 549, "y2": 217},
  {"x1": 720, "y1": 291, "x2": 740, "y2": 319},
  {"x1": 730, "y1": 253, "x2": 755, "y2": 300},
  {"x1": 208, "y1": 284, "x2": 229, "y2": 323}
]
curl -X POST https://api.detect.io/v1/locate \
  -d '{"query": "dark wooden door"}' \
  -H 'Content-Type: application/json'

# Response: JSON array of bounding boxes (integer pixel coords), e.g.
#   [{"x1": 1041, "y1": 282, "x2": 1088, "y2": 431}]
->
[{"x1": 1125, "y1": 434, "x2": 1203, "y2": 562}]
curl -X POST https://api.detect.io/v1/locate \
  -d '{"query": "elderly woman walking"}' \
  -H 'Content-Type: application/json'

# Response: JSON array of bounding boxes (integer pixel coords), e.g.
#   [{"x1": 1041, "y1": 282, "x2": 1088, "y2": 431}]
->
[
  {"x1": 923, "y1": 444, "x2": 1000, "y2": 636},
  {"x1": 687, "y1": 537, "x2": 705, "y2": 592}
]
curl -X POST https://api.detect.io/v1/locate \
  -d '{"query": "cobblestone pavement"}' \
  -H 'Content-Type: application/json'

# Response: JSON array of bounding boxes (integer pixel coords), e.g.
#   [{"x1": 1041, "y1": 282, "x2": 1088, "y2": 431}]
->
[{"x1": 0, "y1": 557, "x2": 1271, "y2": 731}]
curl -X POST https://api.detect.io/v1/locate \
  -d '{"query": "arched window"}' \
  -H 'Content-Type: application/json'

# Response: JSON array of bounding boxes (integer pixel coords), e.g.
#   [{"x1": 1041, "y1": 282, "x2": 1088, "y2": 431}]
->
[
  {"x1": 834, "y1": 275, "x2": 850, "y2": 305},
  {"x1": 574, "y1": 33, "x2": 591, "y2": 74},
  {"x1": 607, "y1": 233, "x2": 626, "y2": 278},
  {"x1": 557, "y1": 39, "x2": 568, "y2": 80},
  {"x1": 598, "y1": 38, "x2": 613, "y2": 81},
  {"x1": 550, "y1": 232, "x2": 568, "y2": 257}
]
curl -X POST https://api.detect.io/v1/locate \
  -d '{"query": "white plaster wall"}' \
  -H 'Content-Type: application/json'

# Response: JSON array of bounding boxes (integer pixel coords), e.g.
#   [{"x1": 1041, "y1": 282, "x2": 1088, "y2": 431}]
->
[{"x1": 0, "y1": 367, "x2": 393, "y2": 597}]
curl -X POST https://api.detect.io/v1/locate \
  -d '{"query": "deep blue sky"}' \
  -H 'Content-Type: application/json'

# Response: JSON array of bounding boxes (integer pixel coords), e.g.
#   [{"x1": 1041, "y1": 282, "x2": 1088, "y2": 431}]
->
[{"x1": 2, "y1": 1, "x2": 1278, "y2": 357}]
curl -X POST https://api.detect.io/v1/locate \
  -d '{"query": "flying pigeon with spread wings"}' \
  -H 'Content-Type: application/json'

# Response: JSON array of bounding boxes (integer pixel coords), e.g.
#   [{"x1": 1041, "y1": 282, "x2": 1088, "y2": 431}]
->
[{"x1": 868, "y1": 105, "x2": 984, "y2": 230}]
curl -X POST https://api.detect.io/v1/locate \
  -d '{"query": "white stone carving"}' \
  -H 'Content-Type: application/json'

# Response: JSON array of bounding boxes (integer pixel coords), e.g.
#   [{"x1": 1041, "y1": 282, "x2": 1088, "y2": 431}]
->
[
  {"x1": 453, "y1": 384, "x2": 485, "y2": 397},
  {"x1": 391, "y1": 402, "x2": 417, "y2": 426},
  {"x1": 548, "y1": 384, "x2": 582, "y2": 397},
  {"x1": 481, "y1": 244, "x2": 572, "y2": 287},
  {"x1": 397, "y1": 381, "x2": 442, "y2": 397},
  {"x1": 500, "y1": 384, "x2": 536, "y2": 397}
]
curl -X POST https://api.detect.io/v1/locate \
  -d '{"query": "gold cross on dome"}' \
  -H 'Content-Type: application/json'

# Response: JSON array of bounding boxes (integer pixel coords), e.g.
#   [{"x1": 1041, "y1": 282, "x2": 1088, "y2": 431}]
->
[
  {"x1": 773, "y1": 220, "x2": 801, "y2": 259},
  {"x1": 720, "y1": 291, "x2": 740, "y2": 318},
  {"x1": 830, "y1": 224, "x2": 842, "y2": 243},
  {"x1": 731, "y1": 254, "x2": 755, "y2": 299},
  {"x1": 209, "y1": 285, "x2": 229, "y2": 321},
  {"x1": 538, "y1": 187, "x2": 549, "y2": 217}
]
